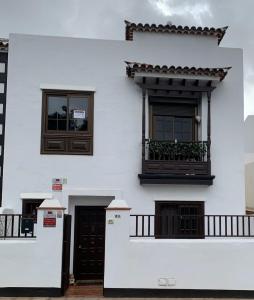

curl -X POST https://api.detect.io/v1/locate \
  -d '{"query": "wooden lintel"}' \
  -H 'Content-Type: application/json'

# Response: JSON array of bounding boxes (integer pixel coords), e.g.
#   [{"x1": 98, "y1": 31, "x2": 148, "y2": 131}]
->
[
  {"x1": 137, "y1": 83, "x2": 215, "y2": 92},
  {"x1": 148, "y1": 91, "x2": 201, "y2": 99}
]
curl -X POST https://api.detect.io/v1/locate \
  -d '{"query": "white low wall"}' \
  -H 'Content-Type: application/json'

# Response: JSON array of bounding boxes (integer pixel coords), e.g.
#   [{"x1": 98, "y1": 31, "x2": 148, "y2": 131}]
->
[
  {"x1": 0, "y1": 205, "x2": 64, "y2": 288},
  {"x1": 104, "y1": 204, "x2": 254, "y2": 291}
]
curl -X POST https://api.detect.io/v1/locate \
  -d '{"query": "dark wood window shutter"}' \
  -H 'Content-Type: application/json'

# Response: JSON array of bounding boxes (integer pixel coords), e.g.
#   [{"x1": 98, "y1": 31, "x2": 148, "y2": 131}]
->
[{"x1": 155, "y1": 201, "x2": 204, "y2": 239}]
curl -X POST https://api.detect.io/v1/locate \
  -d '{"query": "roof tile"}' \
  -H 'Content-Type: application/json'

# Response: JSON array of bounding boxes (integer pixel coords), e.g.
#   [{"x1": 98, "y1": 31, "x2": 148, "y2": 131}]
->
[
  {"x1": 125, "y1": 21, "x2": 228, "y2": 45},
  {"x1": 125, "y1": 61, "x2": 231, "y2": 81}
]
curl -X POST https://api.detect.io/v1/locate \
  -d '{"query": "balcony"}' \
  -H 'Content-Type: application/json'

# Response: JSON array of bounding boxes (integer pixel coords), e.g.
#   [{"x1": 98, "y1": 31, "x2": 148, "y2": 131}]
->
[
  {"x1": 124, "y1": 62, "x2": 231, "y2": 186},
  {"x1": 139, "y1": 139, "x2": 214, "y2": 185}
]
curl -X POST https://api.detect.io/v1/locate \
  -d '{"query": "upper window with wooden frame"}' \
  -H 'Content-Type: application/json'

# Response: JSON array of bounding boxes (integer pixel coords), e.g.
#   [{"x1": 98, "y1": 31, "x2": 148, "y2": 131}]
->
[
  {"x1": 149, "y1": 97, "x2": 199, "y2": 142},
  {"x1": 41, "y1": 90, "x2": 94, "y2": 155}
]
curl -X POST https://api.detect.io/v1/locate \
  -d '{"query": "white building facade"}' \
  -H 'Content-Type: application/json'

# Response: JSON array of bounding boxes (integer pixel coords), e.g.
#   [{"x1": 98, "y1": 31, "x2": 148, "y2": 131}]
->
[
  {"x1": 0, "y1": 21, "x2": 253, "y2": 297},
  {"x1": 245, "y1": 115, "x2": 254, "y2": 212}
]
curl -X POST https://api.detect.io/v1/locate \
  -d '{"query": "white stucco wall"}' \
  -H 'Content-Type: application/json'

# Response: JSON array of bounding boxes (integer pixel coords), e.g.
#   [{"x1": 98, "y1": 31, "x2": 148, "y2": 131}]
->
[
  {"x1": 0, "y1": 207, "x2": 63, "y2": 288},
  {"x1": 2, "y1": 33, "x2": 244, "y2": 215},
  {"x1": 245, "y1": 162, "x2": 254, "y2": 210},
  {"x1": 105, "y1": 207, "x2": 254, "y2": 291},
  {"x1": 244, "y1": 116, "x2": 254, "y2": 209}
]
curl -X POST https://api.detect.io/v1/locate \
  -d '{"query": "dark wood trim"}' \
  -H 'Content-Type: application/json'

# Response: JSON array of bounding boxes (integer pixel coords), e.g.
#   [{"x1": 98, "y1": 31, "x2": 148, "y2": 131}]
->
[
  {"x1": 61, "y1": 214, "x2": 72, "y2": 295},
  {"x1": 138, "y1": 173, "x2": 215, "y2": 185},
  {"x1": 155, "y1": 201, "x2": 204, "y2": 239},
  {"x1": 138, "y1": 83, "x2": 215, "y2": 93},
  {"x1": 41, "y1": 90, "x2": 94, "y2": 155},
  {"x1": 207, "y1": 91, "x2": 211, "y2": 174},
  {"x1": 0, "y1": 51, "x2": 8, "y2": 207},
  {"x1": 73, "y1": 206, "x2": 79, "y2": 281},
  {"x1": 103, "y1": 288, "x2": 254, "y2": 298},
  {"x1": 142, "y1": 88, "x2": 146, "y2": 163},
  {"x1": 0, "y1": 287, "x2": 62, "y2": 297},
  {"x1": 148, "y1": 94, "x2": 201, "y2": 103},
  {"x1": 143, "y1": 160, "x2": 209, "y2": 176}
]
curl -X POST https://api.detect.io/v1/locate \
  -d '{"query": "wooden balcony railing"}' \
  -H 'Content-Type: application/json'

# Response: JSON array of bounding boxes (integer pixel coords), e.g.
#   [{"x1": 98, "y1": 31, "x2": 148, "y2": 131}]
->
[
  {"x1": 139, "y1": 140, "x2": 214, "y2": 184},
  {"x1": 0, "y1": 214, "x2": 36, "y2": 238},
  {"x1": 130, "y1": 214, "x2": 254, "y2": 239}
]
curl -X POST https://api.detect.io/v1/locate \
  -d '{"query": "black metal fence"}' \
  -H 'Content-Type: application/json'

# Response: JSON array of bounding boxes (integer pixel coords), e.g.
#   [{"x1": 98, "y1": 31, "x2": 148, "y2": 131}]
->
[
  {"x1": 130, "y1": 214, "x2": 254, "y2": 238},
  {"x1": 0, "y1": 214, "x2": 36, "y2": 238}
]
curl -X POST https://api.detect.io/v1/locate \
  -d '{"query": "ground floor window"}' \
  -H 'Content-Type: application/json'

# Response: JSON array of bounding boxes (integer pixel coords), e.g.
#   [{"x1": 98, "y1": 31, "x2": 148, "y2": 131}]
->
[
  {"x1": 155, "y1": 201, "x2": 204, "y2": 239},
  {"x1": 22, "y1": 199, "x2": 44, "y2": 221}
]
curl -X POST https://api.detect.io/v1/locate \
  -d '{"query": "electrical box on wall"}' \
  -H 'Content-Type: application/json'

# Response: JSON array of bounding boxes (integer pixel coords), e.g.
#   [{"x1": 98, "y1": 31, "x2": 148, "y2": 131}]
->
[
  {"x1": 158, "y1": 277, "x2": 176, "y2": 287},
  {"x1": 158, "y1": 278, "x2": 167, "y2": 286},
  {"x1": 168, "y1": 278, "x2": 176, "y2": 286}
]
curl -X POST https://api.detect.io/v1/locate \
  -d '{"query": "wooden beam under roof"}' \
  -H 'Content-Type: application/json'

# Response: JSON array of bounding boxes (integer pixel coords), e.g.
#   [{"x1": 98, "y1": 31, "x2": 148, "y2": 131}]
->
[
  {"x1": 137, "y1": 82, "x2": 215, "y2": 92},
  {"x1": 194, "y1": 79, "x2": 199, "y2": 86},
  {"x1": 148, "y1": 90, "x2": 201, "y2": 99}
]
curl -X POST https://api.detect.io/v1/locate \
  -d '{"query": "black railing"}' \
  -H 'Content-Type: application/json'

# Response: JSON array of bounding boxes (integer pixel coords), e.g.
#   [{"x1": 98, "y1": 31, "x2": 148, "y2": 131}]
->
[
  {"x1": 0, "y1": 214, "x2": 36, "y2": 238},
  {"x1": 146, "y1": 139, "x2": 208, "y2": 162},
  {"x1": 130, "y1": 214, "x2": 254, "y2": 238}
]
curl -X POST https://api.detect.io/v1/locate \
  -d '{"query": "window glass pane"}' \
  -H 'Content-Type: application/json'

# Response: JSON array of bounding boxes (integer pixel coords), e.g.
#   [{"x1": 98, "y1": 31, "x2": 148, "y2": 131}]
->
[
  {"x1": 47, "y1": 96, "x2": 67, "y2": 131},
  {"x1": 48, "y1": 119, "x2": 57, "y2": 130},
  {"x1": 174, "y1": 117, "x2": 193, "y2": 142},
  {"x1": 58, "y1": 119, "x2": 67, "y2": 131},
  {"x1": 154, "y1": 116, "x2": 174, "y2": 140},
  {"x1": 68, "y1": 96, "x2": 89, "y2": 131}
]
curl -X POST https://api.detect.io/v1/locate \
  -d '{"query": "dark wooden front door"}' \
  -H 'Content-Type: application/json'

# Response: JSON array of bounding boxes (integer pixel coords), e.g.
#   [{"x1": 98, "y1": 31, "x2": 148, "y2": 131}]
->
[{"x1": 74, "y1": 206, "x2": 106, "y2": 280}]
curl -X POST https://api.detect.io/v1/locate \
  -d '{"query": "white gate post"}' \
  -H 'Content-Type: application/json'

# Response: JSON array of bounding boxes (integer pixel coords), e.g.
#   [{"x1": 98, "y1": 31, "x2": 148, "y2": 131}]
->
[
  {"x1": 37, "y1": 199, "x2": 66, "y2": 289},
  {"x1": 104, "y1": 199, "x2": 131, "y2": 289}
]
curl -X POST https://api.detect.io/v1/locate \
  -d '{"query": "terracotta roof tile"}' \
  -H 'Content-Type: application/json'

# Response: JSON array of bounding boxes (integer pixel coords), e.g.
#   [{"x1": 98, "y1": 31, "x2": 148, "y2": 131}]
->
[
  {"x1": 125, "y1": 62, "x2": 231, "y2": 81},
  {"x1": 125, "y1": 21, "x2": 228, "y2": 45}
]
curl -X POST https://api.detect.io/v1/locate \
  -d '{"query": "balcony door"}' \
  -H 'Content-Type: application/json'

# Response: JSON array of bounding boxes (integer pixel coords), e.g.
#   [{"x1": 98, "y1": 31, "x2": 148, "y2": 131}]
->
[{"x1": 150, "y1": 101, "x2": 197, "y2": 142}]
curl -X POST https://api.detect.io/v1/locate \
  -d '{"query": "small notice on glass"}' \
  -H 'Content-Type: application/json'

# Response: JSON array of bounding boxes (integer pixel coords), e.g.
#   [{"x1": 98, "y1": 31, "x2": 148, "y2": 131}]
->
[{"x1": 73, "y1": 110, "x2": 86, "y2": 119}]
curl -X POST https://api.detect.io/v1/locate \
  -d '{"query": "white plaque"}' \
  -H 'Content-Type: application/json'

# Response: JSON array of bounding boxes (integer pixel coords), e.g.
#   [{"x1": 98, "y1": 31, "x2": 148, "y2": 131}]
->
[{"x1": 73, "y1": 110, "x2": 86, "y2": 119}]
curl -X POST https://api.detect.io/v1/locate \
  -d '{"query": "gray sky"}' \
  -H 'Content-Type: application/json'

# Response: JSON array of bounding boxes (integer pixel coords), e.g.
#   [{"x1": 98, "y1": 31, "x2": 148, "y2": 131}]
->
[{"x1": 0, "y1": 0, "x2": 253, "y2": 117}]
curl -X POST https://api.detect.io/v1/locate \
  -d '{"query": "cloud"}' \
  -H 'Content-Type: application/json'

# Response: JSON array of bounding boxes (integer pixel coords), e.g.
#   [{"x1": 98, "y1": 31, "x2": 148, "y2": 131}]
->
[
  {"x1": 149, "y1": 0, "x2": 212, "y2": 25},
  {"x1": 0, "y1": 0, "x2": 253, "y2": 117}
]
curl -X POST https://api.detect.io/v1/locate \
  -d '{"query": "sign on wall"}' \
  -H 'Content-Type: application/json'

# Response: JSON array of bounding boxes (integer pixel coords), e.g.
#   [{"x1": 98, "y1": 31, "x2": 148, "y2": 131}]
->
[
  {"x1": 43, "y1": 210, "x2": 56, "y2": 227},
  {"x1": 52, "y1": 178, "x2": 63, "y2": 191},
  {"x1": 52, "y1": 178, "x2": 67, "y2": 191}
]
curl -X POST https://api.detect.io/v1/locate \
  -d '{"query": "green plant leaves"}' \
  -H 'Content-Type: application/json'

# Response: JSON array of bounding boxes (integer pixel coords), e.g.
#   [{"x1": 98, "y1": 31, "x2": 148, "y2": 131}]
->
[{"x1": 147, "y1": 140, "x2": 207, "y2": 161}]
